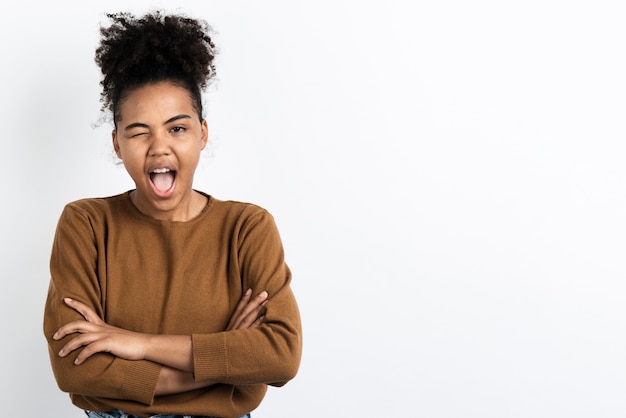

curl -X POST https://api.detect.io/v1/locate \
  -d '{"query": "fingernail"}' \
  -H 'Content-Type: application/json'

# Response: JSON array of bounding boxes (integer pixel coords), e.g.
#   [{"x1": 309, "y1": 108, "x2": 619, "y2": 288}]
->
[
  {"x1": 260, "y1": 291, "x2": 268, "y2": 298},
  {"x1": 245, "y1": 289, "x2": 252, "y2": 296},
  {"x1": 64, "y1": 298, "x2": 73, "y2": 303}
]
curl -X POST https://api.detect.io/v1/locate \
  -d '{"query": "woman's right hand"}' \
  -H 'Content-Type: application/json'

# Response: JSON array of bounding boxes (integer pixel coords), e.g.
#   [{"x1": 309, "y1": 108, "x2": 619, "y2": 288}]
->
[{"x1": 226, "y1": 289, "x2": 268, "y2": 330}]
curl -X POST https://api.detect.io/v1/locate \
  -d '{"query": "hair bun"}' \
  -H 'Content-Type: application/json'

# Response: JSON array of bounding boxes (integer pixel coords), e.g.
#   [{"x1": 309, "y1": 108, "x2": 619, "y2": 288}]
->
[{"x1": 95, "y1": 10, "x2": 217, "y2": 119}]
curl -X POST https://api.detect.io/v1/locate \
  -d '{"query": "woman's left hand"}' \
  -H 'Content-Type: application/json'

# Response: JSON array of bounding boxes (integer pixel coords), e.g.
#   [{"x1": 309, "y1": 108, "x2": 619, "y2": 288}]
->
[{"x1": 53, "y1": 298, "x2": 149, "y2": 365}]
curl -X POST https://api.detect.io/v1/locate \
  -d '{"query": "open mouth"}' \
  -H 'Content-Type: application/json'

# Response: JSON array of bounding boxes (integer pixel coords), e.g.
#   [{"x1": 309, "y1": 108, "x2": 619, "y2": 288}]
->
[{"x1": 150, "y1": 168, "x2": 177, "y2": 194}]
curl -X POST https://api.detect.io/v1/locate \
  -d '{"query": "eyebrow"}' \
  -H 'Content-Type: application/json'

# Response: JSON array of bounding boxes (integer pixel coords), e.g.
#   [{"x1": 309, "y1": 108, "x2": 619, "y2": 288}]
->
[{"x1": 124, "y1": 114, "x2": 193, "y2": 132}]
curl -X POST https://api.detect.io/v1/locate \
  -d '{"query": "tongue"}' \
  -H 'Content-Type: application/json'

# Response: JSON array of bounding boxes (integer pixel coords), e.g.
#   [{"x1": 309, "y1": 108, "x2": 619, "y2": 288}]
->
[{"x1": 152, "y1": 172, "x2": 175, "y2": 192}]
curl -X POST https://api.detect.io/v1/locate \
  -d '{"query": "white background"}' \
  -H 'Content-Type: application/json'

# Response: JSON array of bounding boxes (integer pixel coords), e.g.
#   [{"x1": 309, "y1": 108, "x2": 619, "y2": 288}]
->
[{"x1": 2, "y1": 1, "x2": 626, "y2": 416}]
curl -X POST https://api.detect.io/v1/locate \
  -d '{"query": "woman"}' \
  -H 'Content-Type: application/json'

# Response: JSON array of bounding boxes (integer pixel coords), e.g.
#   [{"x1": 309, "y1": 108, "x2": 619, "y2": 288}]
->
[{"x1": 43, "y1": 10, "x2": 302, "y2": 418}]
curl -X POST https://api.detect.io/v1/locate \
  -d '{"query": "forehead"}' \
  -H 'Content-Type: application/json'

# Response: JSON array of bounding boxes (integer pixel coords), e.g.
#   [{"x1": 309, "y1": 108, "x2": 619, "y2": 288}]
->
[{"x1": 118, "y1": 82, "x2": 196, "y2": 122}]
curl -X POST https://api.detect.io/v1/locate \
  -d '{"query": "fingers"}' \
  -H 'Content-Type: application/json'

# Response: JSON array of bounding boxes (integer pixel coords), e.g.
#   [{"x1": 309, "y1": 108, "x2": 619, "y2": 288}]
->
[
  {"x1": 52, "y1": 298, "x2": 104, "y2": 341},
  {"x1": 53, "y1": 320, "x2": 98, "y2": 341},
  {"x1": 234, "y1": 290, "x2": 268, "y2": 329},
  {"x1": 57, "y1": 333, "x2": 107, "y2": 365},
  {"x1": 235, "y1": 299, "x2": 268, "y2": 330},
  {"x1": 63, "y1": 298, "x2": 102, "y2": 324},
  {"x1": 250, "y1": 314, "x2": 265, "y2": 328},
  {"x1": 53, "y1": 298, "x2": 146, "y2": 365},
  {"x1": 226, "y1": 289, "x2": 253, "y2": 330},
  {"x1": 226, "y1": 289, "x2": 268, "y2": 331}
]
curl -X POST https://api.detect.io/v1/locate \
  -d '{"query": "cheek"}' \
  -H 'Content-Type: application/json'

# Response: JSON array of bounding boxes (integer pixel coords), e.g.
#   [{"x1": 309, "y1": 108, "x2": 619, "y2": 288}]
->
[
  {"x1": 118, "y1": 152, "x2": 144, "y2": 174},
  {"x1": 181, "y1": 144, "x2": 203, "y2": 163}
]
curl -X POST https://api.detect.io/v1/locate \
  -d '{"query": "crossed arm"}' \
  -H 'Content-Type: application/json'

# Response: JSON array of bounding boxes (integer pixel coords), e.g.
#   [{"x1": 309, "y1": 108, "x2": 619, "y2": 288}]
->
[{"x1": 52, "y1": 289, "x2": 269, "y2": 396}]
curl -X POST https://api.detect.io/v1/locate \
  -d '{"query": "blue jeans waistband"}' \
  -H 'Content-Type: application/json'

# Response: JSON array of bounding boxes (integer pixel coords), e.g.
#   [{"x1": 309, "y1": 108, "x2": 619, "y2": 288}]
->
[{"x1": 85, "y1": 409, "x2": 250, "y2": 418}]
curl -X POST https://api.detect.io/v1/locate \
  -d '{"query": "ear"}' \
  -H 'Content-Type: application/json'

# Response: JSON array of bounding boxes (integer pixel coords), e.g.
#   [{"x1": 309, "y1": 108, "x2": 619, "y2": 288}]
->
[
  {"x1": 200, "y1": 119, "x2": 208, "y2": 151},
  {"x1": 112, "y1": 129, "x2": 122, "y2": 159}
]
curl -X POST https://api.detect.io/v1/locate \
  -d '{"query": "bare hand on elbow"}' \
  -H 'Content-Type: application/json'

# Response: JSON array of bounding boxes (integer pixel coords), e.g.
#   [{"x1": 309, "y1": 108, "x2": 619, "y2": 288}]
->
[
  {"x1": 53, "y1": 298, "x2": 148, "y2": 365},
  {"x1": 226, "y1": 288, "x2": 268, "y2": 331}
]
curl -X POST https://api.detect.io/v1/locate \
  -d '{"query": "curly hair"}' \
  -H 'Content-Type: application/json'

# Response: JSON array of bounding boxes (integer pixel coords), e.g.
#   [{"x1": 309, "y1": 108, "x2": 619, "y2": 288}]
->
[{"x1": 94, "y1": 10, "x2": 217, "y2": 124}]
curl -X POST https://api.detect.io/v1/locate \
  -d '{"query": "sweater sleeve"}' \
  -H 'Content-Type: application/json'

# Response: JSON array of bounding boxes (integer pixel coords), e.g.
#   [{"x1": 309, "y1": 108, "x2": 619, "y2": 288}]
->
[
  {"x1": 43, "y1": 203, "x2": 162, "y2": 405},
  {"x1": 191, "y1": 207, "x2": 302, "y2": 386}
]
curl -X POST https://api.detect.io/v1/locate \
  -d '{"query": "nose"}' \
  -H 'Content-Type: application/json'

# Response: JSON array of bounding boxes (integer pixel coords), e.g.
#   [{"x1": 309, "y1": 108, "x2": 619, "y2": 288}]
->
[{"x1": 148, "y1": 131, "x2": 170, "y2": 156}]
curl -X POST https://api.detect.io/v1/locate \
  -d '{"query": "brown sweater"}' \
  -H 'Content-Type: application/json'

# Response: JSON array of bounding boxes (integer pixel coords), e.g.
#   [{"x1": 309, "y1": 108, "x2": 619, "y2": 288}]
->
[{"x1": 43, "y1": 192, "x2": 302, "y2": 418}]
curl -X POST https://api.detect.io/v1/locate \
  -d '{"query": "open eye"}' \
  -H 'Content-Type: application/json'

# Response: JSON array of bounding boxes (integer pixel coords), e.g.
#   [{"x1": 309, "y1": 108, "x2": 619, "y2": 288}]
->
[{"x1": 171, "y1": 126, "x2": 186, "y2": 133}]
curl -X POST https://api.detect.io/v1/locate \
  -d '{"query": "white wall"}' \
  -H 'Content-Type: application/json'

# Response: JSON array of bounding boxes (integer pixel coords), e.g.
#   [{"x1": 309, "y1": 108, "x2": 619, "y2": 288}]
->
[{"x1": 2, "y1": 1, "x2": 626, "y2": 416}]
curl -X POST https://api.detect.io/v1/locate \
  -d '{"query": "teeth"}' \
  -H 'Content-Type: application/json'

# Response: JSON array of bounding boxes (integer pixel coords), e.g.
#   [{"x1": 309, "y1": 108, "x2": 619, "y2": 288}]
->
[{"x1": 152, "y1": 168, "x2": 171, "y2": 174}]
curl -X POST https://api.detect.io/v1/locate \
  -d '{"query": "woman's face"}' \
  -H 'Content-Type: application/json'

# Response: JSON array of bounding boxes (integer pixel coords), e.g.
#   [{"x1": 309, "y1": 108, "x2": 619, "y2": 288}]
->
[{"x1": 112, "y1": 81, "x2": 208, "y2": 221}]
